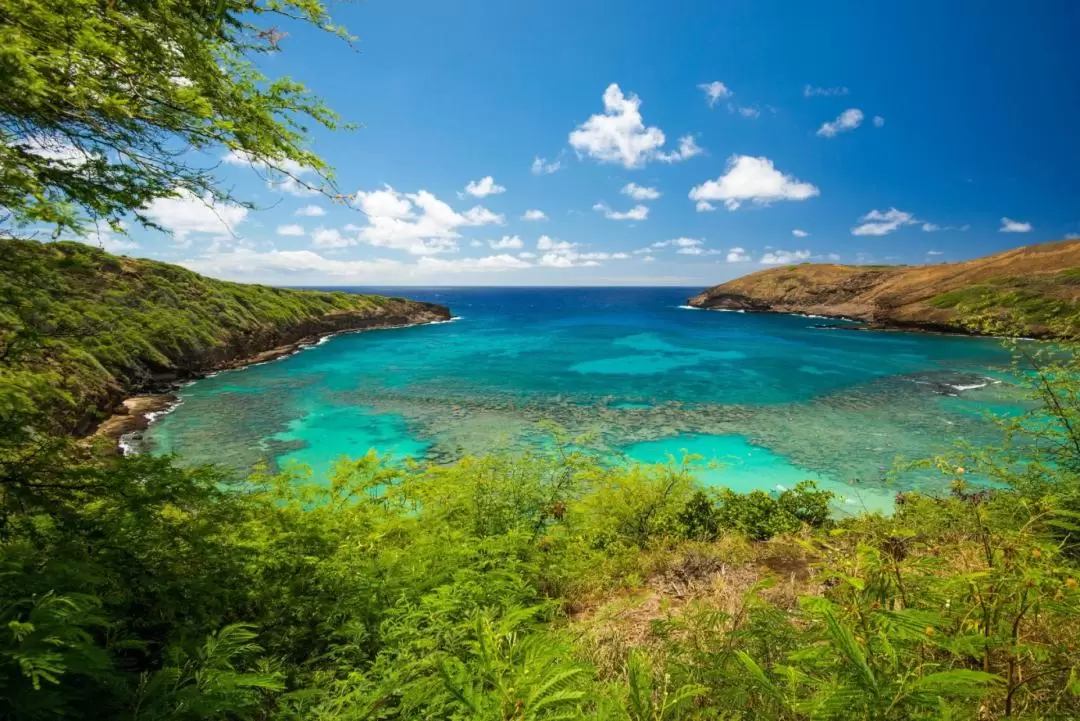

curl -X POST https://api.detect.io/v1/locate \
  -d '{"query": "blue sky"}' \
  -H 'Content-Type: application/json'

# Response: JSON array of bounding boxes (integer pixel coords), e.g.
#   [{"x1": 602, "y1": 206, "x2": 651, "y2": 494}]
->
[{"x1": 97, "y1": 0, "x2": 1080, "y2": 286}]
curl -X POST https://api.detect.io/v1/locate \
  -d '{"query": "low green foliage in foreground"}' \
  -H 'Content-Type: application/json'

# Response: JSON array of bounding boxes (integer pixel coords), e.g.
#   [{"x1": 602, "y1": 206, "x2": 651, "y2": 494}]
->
[{"x1": 3, "y1": 338, "x2": 1080, "y2": 720}]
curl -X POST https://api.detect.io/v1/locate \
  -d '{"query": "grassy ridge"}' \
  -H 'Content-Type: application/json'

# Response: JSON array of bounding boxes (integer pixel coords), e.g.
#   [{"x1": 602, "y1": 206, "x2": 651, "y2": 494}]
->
[
  {"x1": 0, "y1": 238, "x2": 447, "y2": 432},
  {"x1": 690, "y1": 240, "x2": 1080, "y2": 336}
]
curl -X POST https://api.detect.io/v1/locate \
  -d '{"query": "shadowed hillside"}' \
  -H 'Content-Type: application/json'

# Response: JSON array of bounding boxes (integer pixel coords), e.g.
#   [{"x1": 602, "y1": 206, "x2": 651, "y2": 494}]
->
[{"x1": 689, "y1": 240, "x2": 1080, "y2": 337}]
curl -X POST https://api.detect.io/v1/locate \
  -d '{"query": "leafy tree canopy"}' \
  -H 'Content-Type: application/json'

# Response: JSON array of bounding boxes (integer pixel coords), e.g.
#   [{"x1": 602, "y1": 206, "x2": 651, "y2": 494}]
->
[{"x1": 0, "y1": 0, "x2": 349, "y2": 236}]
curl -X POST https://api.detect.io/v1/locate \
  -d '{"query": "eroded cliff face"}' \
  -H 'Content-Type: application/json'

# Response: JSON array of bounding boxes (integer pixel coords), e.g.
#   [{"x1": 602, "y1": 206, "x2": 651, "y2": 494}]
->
[
  {"x1": 154, "y1": 300, "x2": 450, "y2": 381},
  {"x1": 688, "y1": 240, "x2": 1080, "y2": 337}
]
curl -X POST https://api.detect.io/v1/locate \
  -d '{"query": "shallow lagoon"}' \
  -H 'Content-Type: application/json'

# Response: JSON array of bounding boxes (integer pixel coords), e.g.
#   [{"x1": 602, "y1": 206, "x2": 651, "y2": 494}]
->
[{"x1": 142, "y1": 287, "x2": 1024, "y2": 504}]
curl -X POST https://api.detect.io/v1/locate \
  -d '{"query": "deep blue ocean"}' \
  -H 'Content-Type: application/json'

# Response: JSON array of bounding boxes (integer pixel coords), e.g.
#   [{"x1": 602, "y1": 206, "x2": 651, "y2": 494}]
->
[{"x1": 140, "y1": 286, "x2": 1022, "y2": 511}]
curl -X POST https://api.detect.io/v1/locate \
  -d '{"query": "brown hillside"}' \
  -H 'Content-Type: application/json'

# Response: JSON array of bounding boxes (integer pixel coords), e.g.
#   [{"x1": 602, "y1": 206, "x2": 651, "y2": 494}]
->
[{"x1": 688, "y1": 240, "x2": 1080, "y2": 337}]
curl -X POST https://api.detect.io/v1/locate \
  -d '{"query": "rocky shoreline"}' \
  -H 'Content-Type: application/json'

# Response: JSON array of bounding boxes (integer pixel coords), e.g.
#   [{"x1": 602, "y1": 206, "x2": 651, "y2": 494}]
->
[{"x1": 89, "y1": 311, "x2": 454, "y2": 453}]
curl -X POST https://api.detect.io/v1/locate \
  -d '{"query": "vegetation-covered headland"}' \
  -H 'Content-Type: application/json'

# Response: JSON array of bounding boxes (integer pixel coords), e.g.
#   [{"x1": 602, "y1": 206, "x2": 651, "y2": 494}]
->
[
  {"x1": 689, "y1": 240, "x2": 1080, "y2": 338},
  {"x1": 0, "y1": 238, "x2": 449, "y2": 438}
]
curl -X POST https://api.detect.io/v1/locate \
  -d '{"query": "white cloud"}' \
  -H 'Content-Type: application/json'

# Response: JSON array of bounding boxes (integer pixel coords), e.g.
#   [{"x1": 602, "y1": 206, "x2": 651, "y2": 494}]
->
[
  {"x1": 569, "y1": 84, "x2": 664, "y2": 167},
  {"x1": 689, "y1": 155, "x2": 820, "y2": 210},
  {"x1": 519, "y1": 251, "x2": 537, "y2": 259},
  {"x1": 642, "y1": 255, "x2": 656, "y2": 262},
  {"x1": 295, "y1": 204, "x2": 326, "y2": 217},
  {"x1": 522, "y1": 209, "x2": 548, "y2": 221},
  {"x1": 651, "y1": 237, "x2": 702, "y2": 249},
  {"x1": 622, "y1": 182, "x2": 661, "y2": 201},
  {"x1": 698, "y1": 81, "x2": 733, "y2": 108},
  {"x1": 695, "y1": 200, "x2": 716, "y2": 212},
  {"x1": 921, "y1": 223, "x2": 941, "y2": 232},
  {"x1": 142, "y1": 189, "x2": 248, "y2": 242},
  {"x1": 999, "y1": 217, "x2": 1032, "y2": 233},
  {"x1": 489, "y1": 234, "x2": 524, "y2": 249},
  {"x1": 873, "y1": 116, "x2": 885, "y2": 128},
  {"x1": 792, "y1": 229, "x2": 810, "y2": 237},
  {"x1": 470, "y1": 240, "x2": 484, "y2": 248},
  {"x1": 851, "y1": 208, "x2": 918, "y2": 236},
  {"x1": 74, "y1": 220, "x2": 138, "y2": 253},
  {"x1": 760, "y1": 249, "x2": 811, "y2": 265},
  {"x1": 1066, "y1": 233, "x2": 1080, "y2": 240},
  {"x1": 343, "y1": 185, "x2": 504, "y2": 255},
  {"x1": 537, "y1": 235, "x2": 576, "y2": 251},
  {"x1": 531, "y1": 156, "x2": 562, "y2": 175},
  {"x1": 656, "y1": 135, "x2": 703, "y2": 164},
  {"x1": 736, "y1": 106, "x2": 761, "y2": 118},
  {"x1": 817, "y1": 108, "x2": 864, "y2": 137},
  {"x1": 276, "y1": 224, "x2": 305, "y2": 237},
  {"x1": 223, "y1": 149, "x2": 317, "y2": 197},
  {"x1": 677, "y1": 246, "x2": 722, "y2": 256},
  {"x1": 593, "y1": 202, "x2": 649, "y2": 221},
  {"x1": 178, "y1": 247, "x2": 536, "y2": 283},
  {"x1": 726, "y1": 247, "x2": 751, "y2": 263},
  {"x1": 569, "y1": 84, "x2": 700, "y2": 167},
  {"x1": 463, "y1": 176, "x2": 506, "y2": 198},
  {"x1": 19, "y1": 136, "x2": 90, "y2": 165},
  {"x1": 416, "y1": 254, "x2": 531, "y2": 273},
  {"x1": 804, "y1": 85, "x2": 850, "y2": 97},
  {"x1": 927, "y1": 250, "x2": 944, "y2": 256},
  {"x1": 311, "y1": 227, "x2": 350, "y2": 248}
]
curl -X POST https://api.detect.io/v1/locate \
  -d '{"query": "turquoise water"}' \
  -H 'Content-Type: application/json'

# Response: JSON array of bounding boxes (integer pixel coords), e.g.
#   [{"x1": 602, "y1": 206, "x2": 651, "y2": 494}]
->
[{"x1": 140, "y1": 287, "x2": 1025, "y2": 503}]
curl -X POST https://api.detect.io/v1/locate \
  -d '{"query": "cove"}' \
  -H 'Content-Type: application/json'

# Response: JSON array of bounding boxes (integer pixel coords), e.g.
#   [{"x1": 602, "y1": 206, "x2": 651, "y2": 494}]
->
[{"x1": 139, "y1": 287, "x2": 1025, "y2": 499}]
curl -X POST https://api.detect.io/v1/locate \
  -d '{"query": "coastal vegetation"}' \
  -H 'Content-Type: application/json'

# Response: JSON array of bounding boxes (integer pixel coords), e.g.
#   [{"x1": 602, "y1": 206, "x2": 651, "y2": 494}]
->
[
  {"x1": 2, "y1": 1, "x2": 1079, "y2": 718},
  {"x1": 689, "y1": 241, "x2": 1080, "y2": 337},
  {"x1": 2, "y1": 319, "x2": 1080, "y2": 719},
  {"x1": 0, "y1": 238, "x2": 447, "y2": 435}
]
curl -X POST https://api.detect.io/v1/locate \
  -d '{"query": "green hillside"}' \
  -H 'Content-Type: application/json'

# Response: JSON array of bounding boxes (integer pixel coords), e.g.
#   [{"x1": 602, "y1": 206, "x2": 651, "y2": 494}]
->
[{"x1": 0, "y1": 238, "x2": 448, "y2": 433}]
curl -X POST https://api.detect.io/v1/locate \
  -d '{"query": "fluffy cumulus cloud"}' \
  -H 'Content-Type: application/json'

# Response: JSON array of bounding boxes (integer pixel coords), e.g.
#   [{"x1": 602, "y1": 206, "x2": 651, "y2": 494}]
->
[
  {"x1": 655, "y1": 135, "x2": 703, "y2": 163},
  {"x1": 531, "y1": 235, "x2": 630, "y2": 268},
  {"x1": 792, "y1": 229, "x2": 810, "y2": 237},
  {"x1": 760, "y1": 249, "x2": 811, "y2": 265},
  {"x1": 569, "y1": 84, "x2": 700, "y2": 168},
  {"x1": 698, "y1": 81, "x2": 733, "y2": 107},
  {"x1": 19, "y1": 135, "x2": 90, "y2": 165},
  {"x1": 621, "y1": 182, "x2": 661, "y2": 201},
  {"x1": 336, "y1": 185, "x2": 504, "y2": 255},
  {"x1": 311, "y1": 227, "x2": 350, "y2": 248},
  {"x1": 488, "y1": 235, "x2": 524, "y2": 249},
  {"x1": 593, "y1": 202, "x2": 649, "y2": 221},
  {"x1": 851, "y1": 208, "x2": 918, "y2": 236},
  {"x1": 142, "y1": 189, "x2": 248, "y2": 243},
  {"x1": 276, "y1": 224, "x2": 305, "y2": 237},
  {"x1": 522, "y1": 209, "x2": 548, "y2": 221},
  {"x1": 726, "y1": 247, "x2": 752, "y2": 263},
  {"x1": 999, "y1": 217, "x2": 1033, "y2": 233},
  {"x1": 816, "y1": 108, "x2": 864, "y2": 137},
  {"x1": 223, "y1": 150, "x2": 317, "y2": 196},
  {"x1": 294, "y1": 204, "x2": 325, "y2": 217},
  {"x1": 463, "y1": 176, "x2": 506, "y2": 198},
  {"x1": 804, "y1": 85, "x2": 849, "y2": 97},
  {"x1": 531, "y1": 156, "x2": 562, "y2": 175},
  {"x1": 689, "y1": 155, "x2": 819, "y2": 211}
]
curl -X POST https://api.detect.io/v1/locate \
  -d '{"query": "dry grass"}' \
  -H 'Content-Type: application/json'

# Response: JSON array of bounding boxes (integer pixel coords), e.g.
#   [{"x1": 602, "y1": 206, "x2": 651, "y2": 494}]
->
[
  {"x1": 692, "y1": 239, "x2": 1080, "y2": 335},
  {"x1": 569, "y1": 535, "x2": 823, "y2": 677}
]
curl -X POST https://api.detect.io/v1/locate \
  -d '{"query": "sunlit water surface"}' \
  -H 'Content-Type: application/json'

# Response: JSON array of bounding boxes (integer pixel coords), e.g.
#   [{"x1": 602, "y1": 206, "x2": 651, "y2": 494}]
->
[{"x1": 139, "y1": 287, "x2": 1027, "y2": 511}]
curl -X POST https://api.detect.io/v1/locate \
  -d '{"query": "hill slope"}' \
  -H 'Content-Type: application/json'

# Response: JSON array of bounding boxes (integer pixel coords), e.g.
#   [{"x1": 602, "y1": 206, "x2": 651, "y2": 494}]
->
[
  {"x1": 0, "y1": 239, "x2": 449, "y2": 434},
  {"x1": 688, "y1": 240, "x2": 1080, "y2": 337}
]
